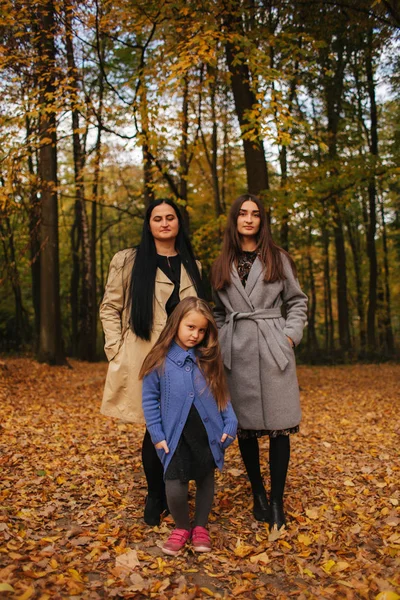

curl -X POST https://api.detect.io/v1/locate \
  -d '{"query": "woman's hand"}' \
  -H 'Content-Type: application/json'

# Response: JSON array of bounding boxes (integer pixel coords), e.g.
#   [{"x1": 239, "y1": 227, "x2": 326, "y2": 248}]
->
[
  {"x1": 221, "y1": 433, "x2": 234, "y2": 443},
  {"x1": 286, "y1": 336, "x2": 294, "y2": 348},
  {"x1": 155, "y1": 440, "x2": 169, "y2": 453}
]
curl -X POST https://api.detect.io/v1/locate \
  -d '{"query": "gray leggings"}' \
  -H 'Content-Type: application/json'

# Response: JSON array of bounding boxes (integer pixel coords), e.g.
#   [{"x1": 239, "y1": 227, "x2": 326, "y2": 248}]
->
[{"x1": 165, "y1": 470, "x2": 215, "y2": 530}]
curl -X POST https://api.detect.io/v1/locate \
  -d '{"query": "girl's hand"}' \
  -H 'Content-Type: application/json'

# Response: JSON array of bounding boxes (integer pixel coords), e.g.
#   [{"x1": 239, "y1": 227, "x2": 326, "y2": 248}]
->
[
  {"x1": 221, "y1": 433, "x2": 234, "y2": 443},
  {"x1": 155, "y1": 440, "x2": 169, "y2": 453},
  {"x1": 286, "y1": 336, "x2": 294, "y2": 348}
]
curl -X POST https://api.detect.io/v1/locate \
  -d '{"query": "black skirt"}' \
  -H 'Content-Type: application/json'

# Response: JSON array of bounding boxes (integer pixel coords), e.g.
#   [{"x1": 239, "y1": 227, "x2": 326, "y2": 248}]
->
[
  {"x1": 165, "y1": 405, "x2": 216, "y2": 483},
  {"x1": 237, "y1": 425, "x2": 299, "y2": 439}
]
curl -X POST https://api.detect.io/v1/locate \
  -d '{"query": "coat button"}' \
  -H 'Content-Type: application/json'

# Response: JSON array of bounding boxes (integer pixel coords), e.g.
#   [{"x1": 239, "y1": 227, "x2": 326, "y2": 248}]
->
[
  {"x1": 177, "y1": 361, "x2": 182, "y2": 366},
  {"x1": 185, "y1": 366, "x2": 191, "y2": 372},
  {"x1": 211, "y1": 440, "x2": 216, "y2": 445},
  {"x1": 189, "y1": 392, "x2": 194, "y2": 397},
  {"x1": 204, "y1": 417, "x2": 209, "y2": 422}
]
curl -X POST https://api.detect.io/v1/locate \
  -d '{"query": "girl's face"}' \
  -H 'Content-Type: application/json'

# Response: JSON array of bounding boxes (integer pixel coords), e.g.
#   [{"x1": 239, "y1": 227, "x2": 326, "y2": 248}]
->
[
  {"x1": 149, "y1": 203, "x2": 179, "y2": 243},
  {"x1": 237, "y1": 200, "x2": 261, "y2": 237},
  {"x1": 176, "y1": 310, "x2": 208, "y2": 351}
]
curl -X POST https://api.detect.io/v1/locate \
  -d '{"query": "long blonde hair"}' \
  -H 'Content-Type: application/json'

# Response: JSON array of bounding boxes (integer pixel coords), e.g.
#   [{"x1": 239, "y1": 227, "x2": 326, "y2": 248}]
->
[{"x1": 139, "y1": 297, "x2": 229, "y2": 410}]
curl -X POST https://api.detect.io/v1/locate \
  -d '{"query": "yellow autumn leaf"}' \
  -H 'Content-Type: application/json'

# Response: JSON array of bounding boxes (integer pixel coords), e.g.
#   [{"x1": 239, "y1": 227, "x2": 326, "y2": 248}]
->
[
  {"x1": 322, "y1": 559, "x2": 336, "y2": 574},
  {"x1": 375, "y1": 593, "x2": 400, "y2": 600},
  {"x1": 49, "y1": 558, "x2": 58, "y2": 569},
  {"x1": 298, "y1": 534, "x2": 313, "y2": 546},
  {"x1": 16, "y1": 587, "x2": 35, "y2": 600},
  {"x1": 68, "y1": 568, "x2": 84, "y2": 582},
  {"x1": 200, "y1": 587, "x2": 215, "y2": 597},
  {"x1": 234, "y1": 540, "x2": 255, "y2": 557},
  {"x1": 303, "y1": 568, "x2": 315, "y2": 578},
  {"x1": 0, "y1": 583, "x2": 15, "y2": 592}
]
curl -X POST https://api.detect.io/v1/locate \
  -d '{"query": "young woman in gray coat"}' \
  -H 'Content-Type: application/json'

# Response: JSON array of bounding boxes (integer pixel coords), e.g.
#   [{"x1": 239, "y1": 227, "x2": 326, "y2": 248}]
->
[{"x1": 211, "y1": 194, "x2": 307, "y2": 530}]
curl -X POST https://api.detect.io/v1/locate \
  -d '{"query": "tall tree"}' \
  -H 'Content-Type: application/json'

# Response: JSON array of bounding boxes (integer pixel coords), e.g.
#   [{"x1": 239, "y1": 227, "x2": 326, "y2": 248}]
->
[{"x1": 36, "y1": 0, "x2": 65, "y2": 364}]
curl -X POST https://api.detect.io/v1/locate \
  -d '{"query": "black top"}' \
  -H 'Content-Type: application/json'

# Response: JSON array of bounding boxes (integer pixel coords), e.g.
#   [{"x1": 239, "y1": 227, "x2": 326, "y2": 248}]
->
[{"x1": 156, "y1": 254, "x2": 182, "y2": 317}]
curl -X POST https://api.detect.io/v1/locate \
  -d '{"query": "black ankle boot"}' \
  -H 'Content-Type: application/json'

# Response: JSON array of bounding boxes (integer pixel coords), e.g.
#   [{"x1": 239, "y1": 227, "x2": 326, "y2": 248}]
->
[
  {"x1": 144, "y1": 496, "x2": 163, "y2": 526},
  {"x1": 253, "y1": 491, "x2": 270, "y2": 522},
  {"x1": 269, "y1": 499, "x2": 286, "y2": 530}
]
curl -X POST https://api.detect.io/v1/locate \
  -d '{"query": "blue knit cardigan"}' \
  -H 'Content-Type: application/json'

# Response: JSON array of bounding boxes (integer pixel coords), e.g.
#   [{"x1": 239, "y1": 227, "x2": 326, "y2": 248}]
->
[{"x1": 142, "y1": 341, "x2": 238, "y2": 474}]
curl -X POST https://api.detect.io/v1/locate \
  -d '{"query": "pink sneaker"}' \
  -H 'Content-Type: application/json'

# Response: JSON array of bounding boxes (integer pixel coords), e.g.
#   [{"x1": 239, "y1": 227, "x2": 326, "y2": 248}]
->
[
  {"x1": 162, "y1": 528, "x2": 191, "y2": 556},
  {"x1": 192, "y1": 526, "x2": 212, "y2": 552}
]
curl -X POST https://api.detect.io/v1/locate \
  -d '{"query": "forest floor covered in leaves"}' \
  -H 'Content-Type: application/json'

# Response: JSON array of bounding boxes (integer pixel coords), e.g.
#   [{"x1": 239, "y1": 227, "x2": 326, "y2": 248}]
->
[{"x1": 0, "y1": 359, "x2": 399, "y2": 600}]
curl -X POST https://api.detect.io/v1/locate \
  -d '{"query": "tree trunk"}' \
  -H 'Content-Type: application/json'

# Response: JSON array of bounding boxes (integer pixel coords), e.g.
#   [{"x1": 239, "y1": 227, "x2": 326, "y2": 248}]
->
[
  {"x1": 346, "y1": 218, "x2": 366, "y2": 353},
  {"x1": 90, "y1": 70, "x2": 104, "y2": 359},
  {"x1": 306, "y1": 225, "x2": 318, "y2": 354},
  {"x1": 208, "y1": 65, "x2": 223, "y2": 217},
  {"x1": 332, "y1": 198, "x2": 351, "y2": 352},
  {"x1": 179, "y1": 75, "x2": 190, "y2": 232},
  {"x1": 26, "y1": 115, "x2": 41, "y2": 344},
  {"x1": 65, "y1": 0, "x2": 95, "y2": 361},
  {"x1": 224, "y1": 14, "x2": 269, "y2": 203},
  {"x1": 140, "y1": 78, "x2": 155, "y2": 207},
  {"x1": 0, "y1": 215, "x2": 29, "y2": 348},
  {"x1": 365, "y1": 27, "x2": 378, "y2": 352},
  {"x1": 379, "y1": 195, "x2": 395, "y2": 354},
  {"x1": 323, "y1": 37, "x2": 351, "y2": 353},
  {"x1": 37, "y1": 0, "x2": 65, "y2": 365},
  {"x1": 322, "y1": 225, "x2": 335, "y2": 353}
]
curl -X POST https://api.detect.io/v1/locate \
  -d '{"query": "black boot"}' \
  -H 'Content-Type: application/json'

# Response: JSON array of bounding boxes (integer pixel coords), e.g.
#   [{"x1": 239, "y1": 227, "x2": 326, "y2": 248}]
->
[
  {"x1": 269, "y1": 499, "x2": 286, "y2": 530},
  {"x1": 253, "y1": 491, "x2": 270, "y2": 522},
  {"x1": 144, "y1": 495, "x2": 163, "y2": 526}
]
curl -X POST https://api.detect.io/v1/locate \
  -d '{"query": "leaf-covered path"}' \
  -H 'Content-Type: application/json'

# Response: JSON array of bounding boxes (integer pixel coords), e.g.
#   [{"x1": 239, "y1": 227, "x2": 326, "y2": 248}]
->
[{"x1": 1, "y1": 360, "x2": 399, "y2": 599}]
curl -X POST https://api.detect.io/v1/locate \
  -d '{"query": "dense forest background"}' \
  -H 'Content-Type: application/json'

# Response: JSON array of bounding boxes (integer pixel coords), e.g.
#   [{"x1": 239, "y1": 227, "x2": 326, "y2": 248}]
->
[{"x1": 0, "y1": 0, "x2": 399, "y2": 364}]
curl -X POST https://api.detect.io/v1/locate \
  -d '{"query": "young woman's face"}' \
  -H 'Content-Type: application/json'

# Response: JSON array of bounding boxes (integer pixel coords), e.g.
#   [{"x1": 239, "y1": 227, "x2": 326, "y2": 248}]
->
[
  {"x1": 176, "y1": 310, "x2": 208, "y2": 351},
  {"x1": 237, "y1": 200, "x2": 261, "y2": 237},
  {"x1": 149, "y1": 203, "x2": 179, "y2": 242}
]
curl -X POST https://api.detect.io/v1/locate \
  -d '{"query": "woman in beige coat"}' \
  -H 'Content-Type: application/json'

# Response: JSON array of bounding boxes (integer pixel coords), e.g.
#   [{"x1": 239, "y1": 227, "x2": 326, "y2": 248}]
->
[{"x1": 100, "y1": 199, "x2": 204, "y2": 526}]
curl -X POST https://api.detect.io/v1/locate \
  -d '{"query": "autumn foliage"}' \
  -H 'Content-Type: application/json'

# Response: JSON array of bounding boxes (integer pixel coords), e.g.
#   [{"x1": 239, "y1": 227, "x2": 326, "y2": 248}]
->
[{"x1": 0, "y1": 359, "x2": 399, "y2": 599}]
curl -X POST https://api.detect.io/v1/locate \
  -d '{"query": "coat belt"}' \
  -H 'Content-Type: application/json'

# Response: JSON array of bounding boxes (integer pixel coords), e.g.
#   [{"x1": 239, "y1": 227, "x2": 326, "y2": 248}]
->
[{"x1": 223, "y1": 308, "x2": 289, "y2": 372}]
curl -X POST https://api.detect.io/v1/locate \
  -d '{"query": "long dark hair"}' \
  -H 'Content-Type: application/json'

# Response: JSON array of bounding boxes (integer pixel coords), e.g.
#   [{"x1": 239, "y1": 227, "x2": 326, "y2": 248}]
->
[
  {"x1": 130, "y1": 199, "x2": 205, "y2": 340},
  {"x1": 139, "y1": 297, "x2": 229, "y2": 410},
  {"x1": 211, "y1": 193, "x2": 296, "y2": 290}
]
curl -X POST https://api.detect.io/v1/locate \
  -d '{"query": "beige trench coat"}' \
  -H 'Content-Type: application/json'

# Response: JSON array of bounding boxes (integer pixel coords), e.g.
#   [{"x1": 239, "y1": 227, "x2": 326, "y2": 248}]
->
[{"x1": 100, "y1": 248, "x2": 200, "y2": 424}]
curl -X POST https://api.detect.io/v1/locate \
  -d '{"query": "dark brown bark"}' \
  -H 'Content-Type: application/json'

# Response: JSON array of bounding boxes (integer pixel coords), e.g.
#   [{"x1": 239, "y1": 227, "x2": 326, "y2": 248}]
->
[
  {"x1": 332, "y1": 198, "x2": 351, "y2": 352},
  {"x1": 346, "y1": 218, "x2": 366, "y2": 352},
  {"x1": 26, "y1": 115, "x2": 41, "y2": 342},
  {"x1": 179, "y1": 75, "x2": 190, "y2": 232},
  {"x1": 365, "y1": 27, "x2": 378, "y2": 352},
  {"x1": 322, "y1": 225, "x2": 335, "y2": 353},
  {"x1": 306, "y1": 224, "x2": 319, "y2": 354},
  {"x1": 224, "y1": 12, "x2": 269, "y2": 205},
  {"x1": 322, "y1": 36, "x2": 351, "y2": 353},
  {"x1": 65, "y1": 0, "x2": 96, "y2": 360},
  {"x1": 37, "y1": 0, "x2": 65, "y2": 364},
  {"x1": 0, "y1": 215, "x2": 29, "y2": 347},
  {"x1": 140, "y1": 80, "x2": 155, "y2": 207},
  {"x1": 209, "y1": 66, "x2": 223, "y2": 217},
  {"x1": 379, "y1": 195, "x2": 395, "y2": 354},
  {"x1": 90, "y1": 69, "x2": 104, "y2": 358}
]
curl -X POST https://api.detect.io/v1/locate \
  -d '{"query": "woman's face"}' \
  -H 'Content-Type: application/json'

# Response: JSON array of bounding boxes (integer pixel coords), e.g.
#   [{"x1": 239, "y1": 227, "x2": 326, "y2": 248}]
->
[
  {"x1": 237, "y1": 200, "x2": 261, "y2": 237},
  {"x1": 149, "y1": 203, "x2": 179, "y2": 243}
]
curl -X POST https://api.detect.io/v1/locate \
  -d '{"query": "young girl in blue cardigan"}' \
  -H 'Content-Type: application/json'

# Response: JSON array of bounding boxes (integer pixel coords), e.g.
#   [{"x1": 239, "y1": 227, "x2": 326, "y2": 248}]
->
[{"x1": 140, "y1": 297, "x2": 237, "y2": 556}]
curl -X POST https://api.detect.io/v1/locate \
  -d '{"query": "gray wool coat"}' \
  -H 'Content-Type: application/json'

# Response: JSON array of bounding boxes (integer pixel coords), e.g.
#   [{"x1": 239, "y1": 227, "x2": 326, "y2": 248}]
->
[{"x1": 213, "y1": 254, "x2": 308, "y2": 431}]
